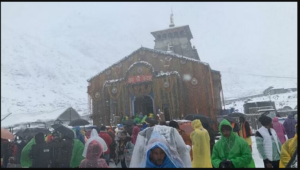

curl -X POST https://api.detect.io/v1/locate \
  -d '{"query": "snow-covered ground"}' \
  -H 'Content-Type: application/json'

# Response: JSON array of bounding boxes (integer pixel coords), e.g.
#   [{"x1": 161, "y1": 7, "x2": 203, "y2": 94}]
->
[{"x1": 225, "y1": 91, "x2": 297, "y2": 113}]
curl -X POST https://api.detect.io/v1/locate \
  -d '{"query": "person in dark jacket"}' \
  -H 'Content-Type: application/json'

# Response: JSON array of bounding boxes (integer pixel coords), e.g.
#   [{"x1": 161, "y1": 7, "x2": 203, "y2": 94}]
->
[
  {"x1": 202, "y1": 122, "x2": 216, "y2": 155},
  {"x1": 283, "y1": 113, "x2": 297, "y2": 139},
  {"x1": 115, "y1": 130, "x2": 134, "y2": 168},
  {"x1": 57, "y1": 134, "x2": 74, "y2": 168},
  {"x1": 124, "y1": 124, "x2": 134, "y2": 136},
  {"x1": 99, "y1": 126, "x2": 113, "y2": 165},
  {"x1": 28, "y1": 133, "x2": 51, "y2": 168},
  {"x1": 49, "y1": 132, "x2": 61, "y2": 168},
  {"x1": 1, "y1": 138, "x2": 11, "y2": 168}
]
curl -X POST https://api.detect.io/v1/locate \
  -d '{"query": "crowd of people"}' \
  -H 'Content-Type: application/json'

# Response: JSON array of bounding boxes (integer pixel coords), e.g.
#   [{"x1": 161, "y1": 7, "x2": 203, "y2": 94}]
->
[{"x1": 1, "y1": 112, "x2": 297, "y2": 168}]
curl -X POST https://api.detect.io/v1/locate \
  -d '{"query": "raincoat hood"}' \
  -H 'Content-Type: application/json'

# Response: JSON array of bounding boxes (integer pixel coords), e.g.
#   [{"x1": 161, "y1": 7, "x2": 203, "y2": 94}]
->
[
  {"x1": 85, "y1": 140, "x2": 103, "y2": 160},
  {"x1": 145, "y1": 131, "x2": 183, "y2": 168},
  {"x1": 146, "y1": 145, "x2": 176, "y2": 168},
  {"x1": 273, "y1": 117, "x2": 279, "y2": 122},
  {"x1": 83, "y1": 129, "x2": 108, "y2": 157},
  {"x1": 288, "y1": 114, "x2": 295, "y2": 119},
  {"x1": 134, "y1": 115, "x2": 141, "y2": 124},
  {"x1": 191, "y1": 119, "x2": 204, "y2": 130},
  {"x1": 219, "y1": 119, "x2": 234, "y2": 138}
]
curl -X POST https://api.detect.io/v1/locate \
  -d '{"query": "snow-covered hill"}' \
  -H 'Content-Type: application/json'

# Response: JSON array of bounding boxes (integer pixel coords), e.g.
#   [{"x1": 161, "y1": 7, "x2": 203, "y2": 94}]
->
[{"x1": 225, "y1": 91, "x2": 297, "y2": 113}]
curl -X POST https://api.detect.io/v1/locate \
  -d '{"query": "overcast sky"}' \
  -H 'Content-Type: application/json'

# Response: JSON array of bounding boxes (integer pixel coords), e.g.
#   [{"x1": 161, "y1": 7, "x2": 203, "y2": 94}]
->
[{"x1": 2, "y1": 2, "x2": 297, "y2": 80}]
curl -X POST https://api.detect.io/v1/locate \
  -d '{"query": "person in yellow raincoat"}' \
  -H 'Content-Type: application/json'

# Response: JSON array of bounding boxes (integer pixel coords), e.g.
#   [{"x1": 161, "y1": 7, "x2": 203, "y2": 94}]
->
[
  {"x1": 279, "y1": 124, "x2": 297, "y2": 168},
  {"x1": 190, "y1": 119, "x2": 212, "y2": 168}
]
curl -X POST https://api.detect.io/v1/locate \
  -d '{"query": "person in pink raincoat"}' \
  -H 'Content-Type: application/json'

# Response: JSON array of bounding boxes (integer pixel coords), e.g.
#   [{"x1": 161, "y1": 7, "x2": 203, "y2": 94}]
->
[
  {"x1": 272, "y1": 117, "x2": 286, "y2": 144},
  {"x1": 79, "y1": 140, "x2": 109, "y2": 168},
  {"x1": 131, "y1": 126, "x2": 140, "y2": 145}
]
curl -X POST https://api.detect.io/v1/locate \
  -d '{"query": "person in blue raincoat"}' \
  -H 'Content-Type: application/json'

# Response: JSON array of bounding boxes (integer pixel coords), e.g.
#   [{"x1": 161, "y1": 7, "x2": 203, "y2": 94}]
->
[
  {"x1": 144, "y1": 131, "x2": 184, "y2": 168},
  {"x1": 75, "y1": 126, "x2": 85, "y2": 145},
  {"x1": 140, "y1": 122, "x2": 148, "y2": 131}
]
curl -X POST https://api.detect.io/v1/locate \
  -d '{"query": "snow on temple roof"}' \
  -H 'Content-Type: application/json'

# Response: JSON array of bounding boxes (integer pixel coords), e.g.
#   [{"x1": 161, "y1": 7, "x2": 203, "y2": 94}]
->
[
  {"x1": 127, "y1": 61, "x2": 155, "y2": 73},
  {"x1": 156, "y1": 71, "x2": 181, "y2": 77},
  {"x1": 102, "y1": 78, "x2": 125, "y2": 89},
  {"x1": 102, "y1": 71, "x2": 181, "y2": 88},
  {"x1": 87, "y1": 47, "x2": 210, "y2": 82}
]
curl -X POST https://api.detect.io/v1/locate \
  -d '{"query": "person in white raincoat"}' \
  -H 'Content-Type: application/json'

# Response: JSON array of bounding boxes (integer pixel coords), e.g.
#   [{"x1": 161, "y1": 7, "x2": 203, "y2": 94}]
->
[{"x1": 129, "y1": 125, "x2": 192, "y2": 168}]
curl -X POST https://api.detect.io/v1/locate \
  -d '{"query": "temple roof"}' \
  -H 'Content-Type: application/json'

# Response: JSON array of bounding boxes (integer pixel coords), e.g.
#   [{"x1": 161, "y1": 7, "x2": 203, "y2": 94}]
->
[{"x1": 87, "y1": 46, "x2": 210, "y2": 82}]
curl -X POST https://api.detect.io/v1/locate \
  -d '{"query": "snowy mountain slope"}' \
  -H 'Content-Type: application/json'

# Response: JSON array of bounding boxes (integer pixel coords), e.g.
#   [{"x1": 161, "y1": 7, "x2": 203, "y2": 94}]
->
[
  {"x1": 221, "y1": 73, "x2": 297, "y2": 98},
  {"x1": 1, "y1": 28, "x2": 98, "y2": 116}
]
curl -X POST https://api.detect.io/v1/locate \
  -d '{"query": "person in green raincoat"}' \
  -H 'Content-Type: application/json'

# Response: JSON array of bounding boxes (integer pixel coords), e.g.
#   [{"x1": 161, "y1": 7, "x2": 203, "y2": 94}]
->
[
  {"x1": 211, "y1": 119, "x2": 255, "y2": 168},
  {"x1": 133, "y1": 115, "x2": 141, "y2": 124}
]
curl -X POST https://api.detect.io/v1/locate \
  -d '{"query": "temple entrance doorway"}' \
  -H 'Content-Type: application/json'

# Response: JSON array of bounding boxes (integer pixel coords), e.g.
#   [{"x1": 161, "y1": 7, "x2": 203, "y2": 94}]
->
[{"x1": 134, "y1": 95, "x2": 153, "y2": 116}]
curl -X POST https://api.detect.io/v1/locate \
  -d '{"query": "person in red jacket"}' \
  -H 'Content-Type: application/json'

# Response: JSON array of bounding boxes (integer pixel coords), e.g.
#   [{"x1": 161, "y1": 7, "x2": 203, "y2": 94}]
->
[{"x1": 99, "y1": 126, "x2": 113, "y2": 165}]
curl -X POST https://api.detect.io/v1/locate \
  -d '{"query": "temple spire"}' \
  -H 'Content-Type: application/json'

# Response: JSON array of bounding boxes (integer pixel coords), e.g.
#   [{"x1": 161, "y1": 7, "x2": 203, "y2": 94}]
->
[{"x1": 169, "y1": 8, "x2": 175, "y2": 27}]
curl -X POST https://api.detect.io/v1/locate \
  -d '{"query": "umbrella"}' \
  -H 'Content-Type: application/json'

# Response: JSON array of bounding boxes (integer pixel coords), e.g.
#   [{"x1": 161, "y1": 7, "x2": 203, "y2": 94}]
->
[
  {"x1": 178, "y1": 122, "x2": 194, "y2": 136},
  {"x1": 51, "y1": 124, "x2": 75, "y2": 139},
  {"x1": 227, "y1": 112, "x2": 246, "y2": 118},
  {"x1": 1, "y1": 128, "x2": 14, "y2": 140},
  {"x1": 15, "y1": 128, "x2": 26, "y2": 137},
  {"x1": 21, "y1": 128, "x2": 50, "y2": 137},
  {"x1": 184, "y1": 114, "x2": 214, "y2": 124},
  {"x1": 68, "y1": 118, "x2": 90, "y2": 127},
  {"x1": 218, "y1": 116, "x2": 237, "y2": 123},
  {"x1": 123, "y1": 119, "x2": 134, "y2": 126}
]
